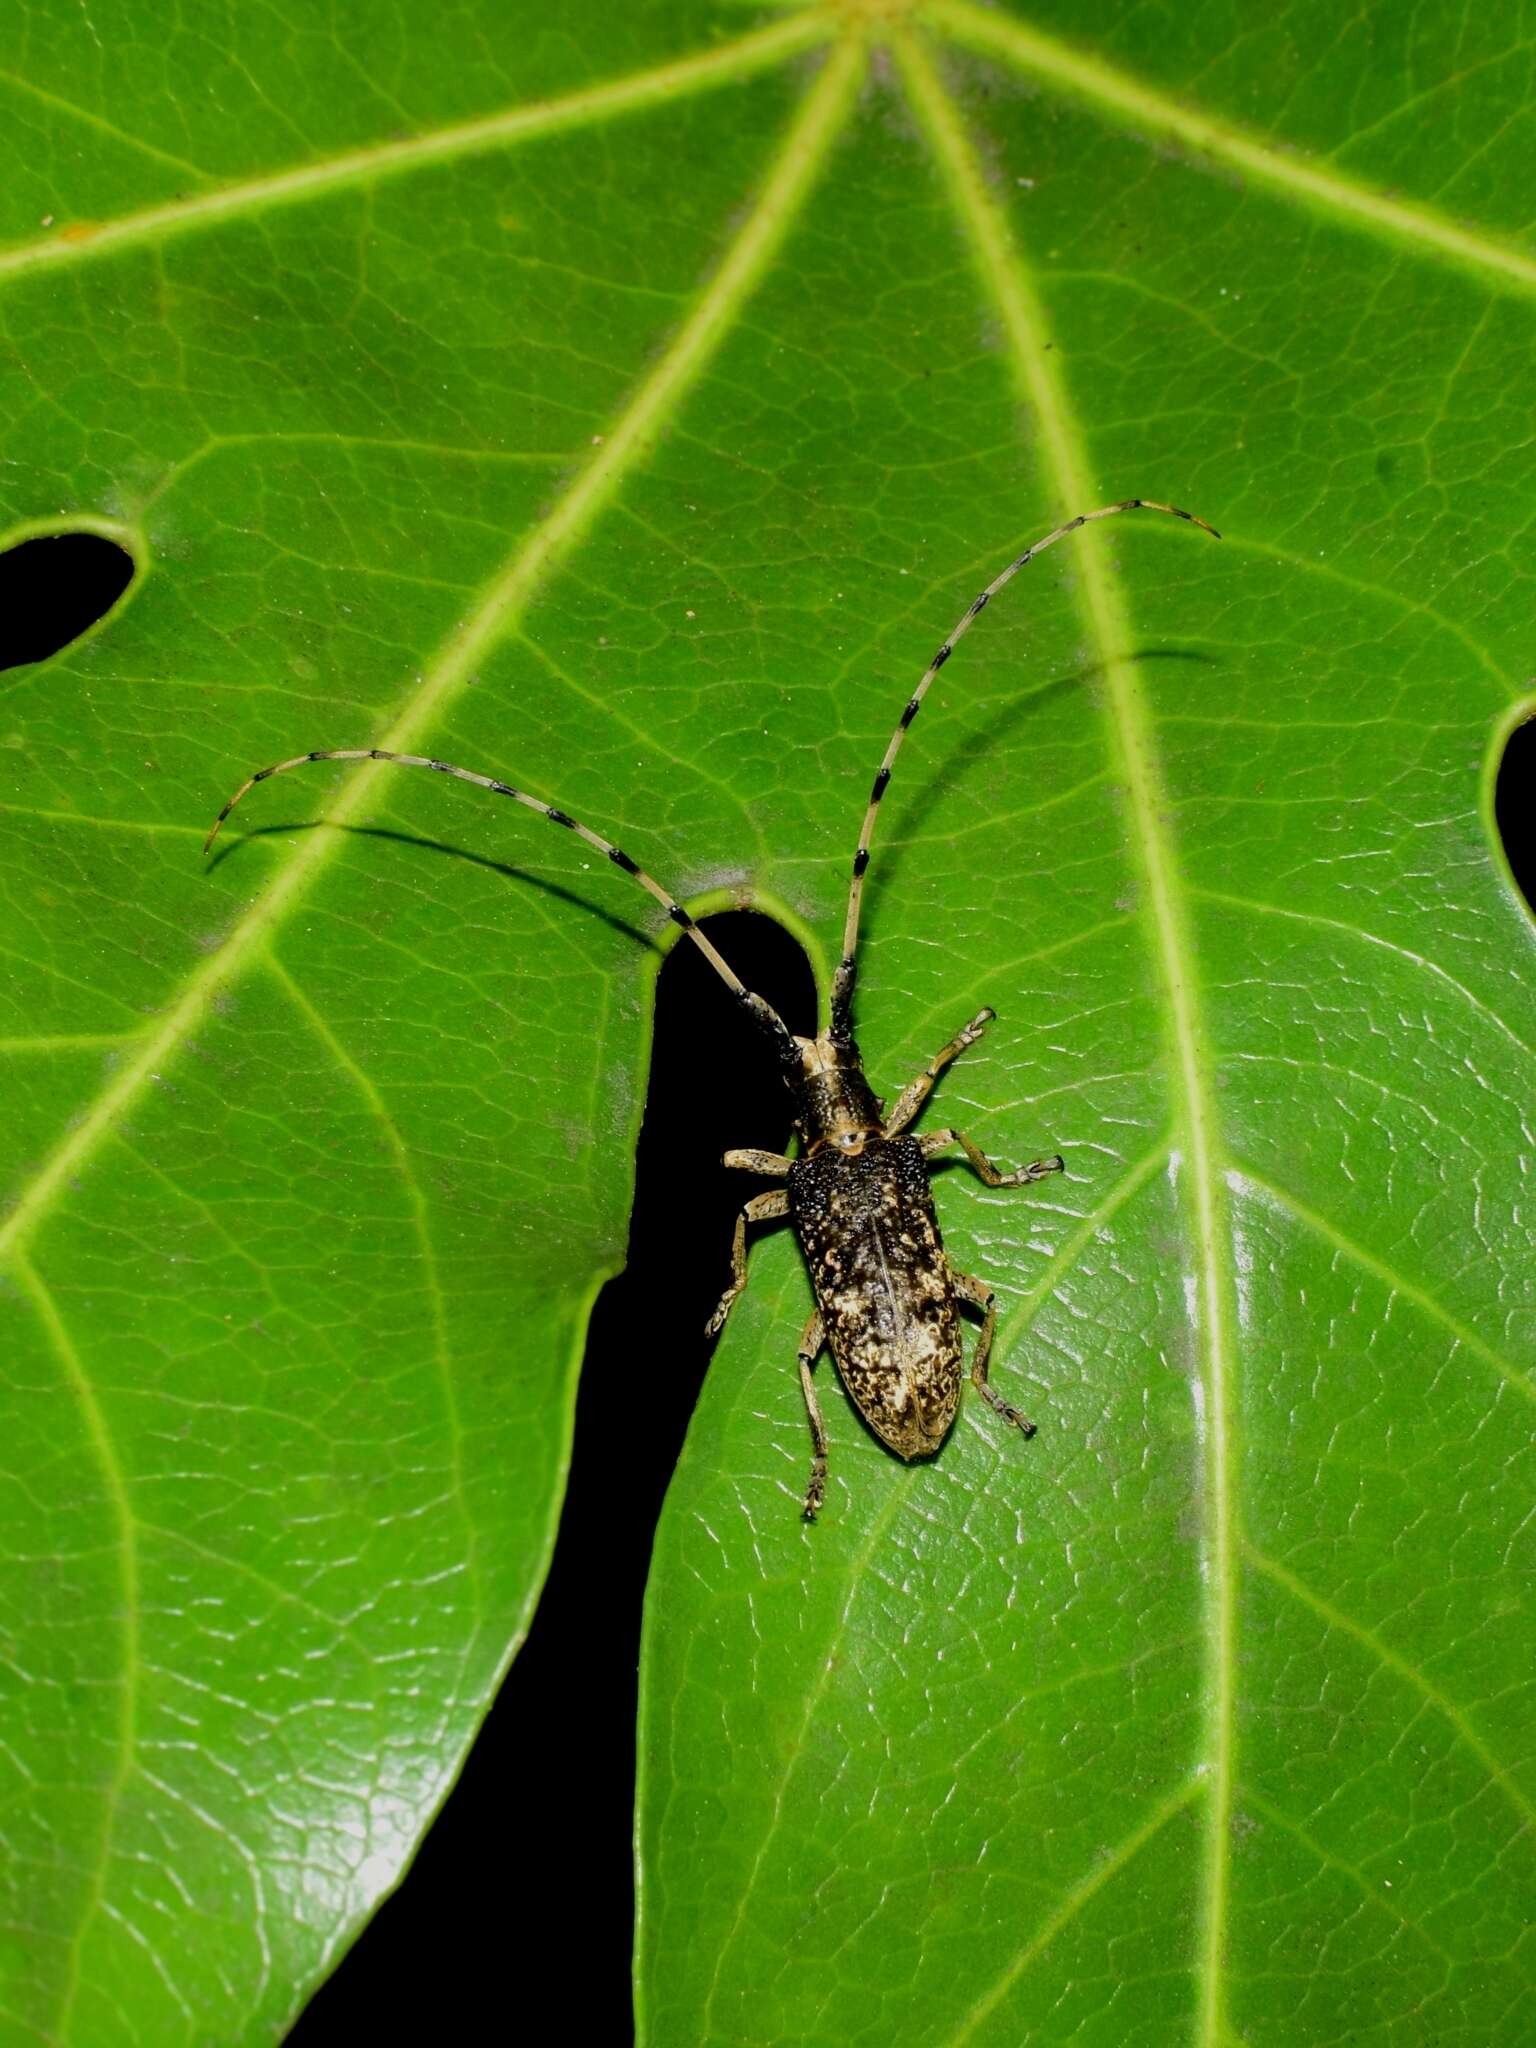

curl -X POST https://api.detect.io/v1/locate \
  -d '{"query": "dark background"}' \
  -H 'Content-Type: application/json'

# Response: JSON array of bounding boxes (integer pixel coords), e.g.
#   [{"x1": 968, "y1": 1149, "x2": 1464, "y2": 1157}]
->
[
  {"x1": 4, "y1": 531, "x2": 1533, "y2": 2039},
  {"x1": 289, "y1": 904, "x2": 813, "y2": 2044}
]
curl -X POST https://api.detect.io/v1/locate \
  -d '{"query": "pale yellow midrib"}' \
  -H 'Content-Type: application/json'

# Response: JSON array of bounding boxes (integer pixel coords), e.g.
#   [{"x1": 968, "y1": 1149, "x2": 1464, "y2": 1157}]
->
[
  {"x1": 0, "y1": 12, "x2": 833, "y2": 284},
  {"x1": 1114, "y1": 587, "x2": 1236, "y2": 2048},
  {"x1": 892, "y1": 30, "x2": 1237, "y2": 2046},
  {"x1": 0, "y1": 35, "x2": 865, "y2": 1266},
  {"x1": 6, "y1": 0, "x2": 1530, "y2": 317},
  {"x1": 928, "y1": 0, "x2": 1536, "y2": 295}
]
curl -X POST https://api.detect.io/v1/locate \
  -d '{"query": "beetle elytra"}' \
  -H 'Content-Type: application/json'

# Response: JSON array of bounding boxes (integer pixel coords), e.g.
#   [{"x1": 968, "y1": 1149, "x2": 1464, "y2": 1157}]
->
[{"x1": 206, "y1": 497, "x2": 1218, "y2": 1517}]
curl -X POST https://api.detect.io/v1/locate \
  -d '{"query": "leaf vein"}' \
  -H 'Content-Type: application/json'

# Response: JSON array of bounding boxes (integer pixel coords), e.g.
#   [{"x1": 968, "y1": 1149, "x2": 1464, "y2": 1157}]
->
[
  {"x1": 892, "y1": 30, "x2": 1239, "y2": 2044},
  {"x1": 1230, "y1": 1167, "x2": 1534, "y2": 1403},
  {"x1": 994, "y1": 1142, "x2": 1171, "y2": 1361},
  {"x1": 265, "y1": 951, "x2": 484, "y2": 1679},
  {"x1": 11, "y1": 1254, "x2": 141, "y2": 2037},
  {"x1": 696, "y1": 1471, "x2": 918, "y2": 2034},
  {"x1": 1192, "y1": 889, "x2": 1536, "y2": 1061},
  {"x1": 940, "y1": 1776, "x2": 1204, "y2": 2046},
  {"x1": 0, "y1": 14, "x2": 833, "y2": 285},
  {"x1": 930, "y1": 0, "x2": 1536, "y2": 296},
  {"x1": 1243, "y1": 1543, "x2": 1535, "y2": 1827},
  {"x1": 1240, "y1": 1788, "x2": 1456, "y2": 1966}
]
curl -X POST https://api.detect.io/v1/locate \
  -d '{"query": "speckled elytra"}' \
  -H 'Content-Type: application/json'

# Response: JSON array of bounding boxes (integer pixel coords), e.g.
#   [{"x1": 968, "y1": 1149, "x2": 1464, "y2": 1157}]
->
[{"x1": 207, "y1": 498, "x2": 1217, "y2": 1517}]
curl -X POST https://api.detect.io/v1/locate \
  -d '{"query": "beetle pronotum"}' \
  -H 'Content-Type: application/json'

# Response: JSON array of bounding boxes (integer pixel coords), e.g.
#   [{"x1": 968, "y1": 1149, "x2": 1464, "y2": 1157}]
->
[{"x1": 207, "y1": 497, "x2": 1218, "y2": 1517}]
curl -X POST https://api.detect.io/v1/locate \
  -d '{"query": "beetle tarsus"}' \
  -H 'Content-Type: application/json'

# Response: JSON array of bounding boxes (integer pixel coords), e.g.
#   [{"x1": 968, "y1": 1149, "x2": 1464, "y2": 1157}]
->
[
  {"x1": 802, "y1": 1460, "x2": 827, "y2": 1521},
  {"x1": 1004, "y1": 1153, "x2": 1065, "y2": 1186}
]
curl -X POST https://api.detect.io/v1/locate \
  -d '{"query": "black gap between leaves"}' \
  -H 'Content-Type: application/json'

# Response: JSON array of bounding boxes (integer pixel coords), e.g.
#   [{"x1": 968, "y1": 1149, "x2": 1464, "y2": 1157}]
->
[
  {"x1": 288, "y1": 910, "x2": 816, "y2": 2044},
  {"x1": 0, "y1": 532, "x2": 134, "y2": 670},
  {"x1": 1496, "y1": 715, "x2": 1536, "y2": 913}
]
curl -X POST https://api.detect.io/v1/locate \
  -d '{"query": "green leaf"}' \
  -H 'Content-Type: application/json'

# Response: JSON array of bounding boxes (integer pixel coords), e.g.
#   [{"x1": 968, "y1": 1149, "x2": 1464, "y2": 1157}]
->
[{"x1": 1, "y1": 5, "x2": 1531, "y2": 2045}]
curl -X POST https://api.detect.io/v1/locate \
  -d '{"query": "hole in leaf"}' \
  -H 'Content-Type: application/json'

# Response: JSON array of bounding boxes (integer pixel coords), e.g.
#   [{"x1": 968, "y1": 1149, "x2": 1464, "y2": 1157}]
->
[
  {"x1": 1496, "y1": 714, "x2": 1536, "y2": 913},
  {"x1": 288, "y1": 910, "x2": 816, "y2": 2039},
  {"x1": 0, "y1": 531, "x2": 135, "y2": 670}
]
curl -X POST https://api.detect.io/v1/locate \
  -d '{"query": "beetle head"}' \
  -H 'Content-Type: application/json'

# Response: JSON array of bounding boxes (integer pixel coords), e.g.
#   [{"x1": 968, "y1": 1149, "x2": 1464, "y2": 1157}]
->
[{"x1": 791, "y1": 1031, "x2": 882, "y2": 1154}]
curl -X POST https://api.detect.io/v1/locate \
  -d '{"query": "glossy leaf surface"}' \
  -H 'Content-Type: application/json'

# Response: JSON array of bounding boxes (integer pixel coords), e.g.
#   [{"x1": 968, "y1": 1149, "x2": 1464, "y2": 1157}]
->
[{"x1": 0, "y1": 3, "x2": 1531, "y2": 2043}]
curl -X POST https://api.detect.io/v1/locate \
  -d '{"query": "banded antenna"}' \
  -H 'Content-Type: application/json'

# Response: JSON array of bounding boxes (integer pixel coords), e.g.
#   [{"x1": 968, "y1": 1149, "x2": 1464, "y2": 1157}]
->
[
  {"x1": 204, "y1": 748, "x2": 803, "y2": 1074},
  {"x1": 828, "y1": 498, "x2": 1219, "y2": 1040},
  {"x1": 205, "y1": 499, "x2": 1216, "y2": 1073}
]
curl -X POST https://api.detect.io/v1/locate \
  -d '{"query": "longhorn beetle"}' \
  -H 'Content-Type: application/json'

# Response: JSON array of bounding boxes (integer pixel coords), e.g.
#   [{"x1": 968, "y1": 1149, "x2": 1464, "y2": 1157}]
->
[{"x1": 207, "y1": 498, "x2": 1218, "y2": 1518}]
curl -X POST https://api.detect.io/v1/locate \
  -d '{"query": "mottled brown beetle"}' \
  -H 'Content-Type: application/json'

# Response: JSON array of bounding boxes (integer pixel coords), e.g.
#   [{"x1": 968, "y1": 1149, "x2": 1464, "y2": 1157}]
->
[{"x1": 207, "y1": 499, "x2": 1217, "y2": 1518}]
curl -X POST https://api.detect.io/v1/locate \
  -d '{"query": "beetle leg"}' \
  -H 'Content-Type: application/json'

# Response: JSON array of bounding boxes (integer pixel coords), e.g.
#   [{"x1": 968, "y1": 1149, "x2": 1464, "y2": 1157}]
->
[
  {"x1": 919, "y1": 1128, "x2": 1063, "y2": 1187},
  {"x1": 950, "y1": 1268, "x2": 1037, "y2": 1437},
  {"x1": 722, "y1": 1148, "x2": 793, "y2": 1175},
  {"x1": 704, "y1": 1189, "x2": 789, "y2": 1338},
  {"x1": 797, "y1": 1310, "x2": 829, "y2": 1521},
  {"x1": 881, "y1": 1006, "x2": 995, "y2": 1136}
]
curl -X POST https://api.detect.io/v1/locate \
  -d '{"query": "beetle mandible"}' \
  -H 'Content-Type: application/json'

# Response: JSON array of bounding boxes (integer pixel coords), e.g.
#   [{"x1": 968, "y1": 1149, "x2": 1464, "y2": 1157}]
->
[{"x1": 206, "y1": 497, "x2": 1218, "y2": 1518}]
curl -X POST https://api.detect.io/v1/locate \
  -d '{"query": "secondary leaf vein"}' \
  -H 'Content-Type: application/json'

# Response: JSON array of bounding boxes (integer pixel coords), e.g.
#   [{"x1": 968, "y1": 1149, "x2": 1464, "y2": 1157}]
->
[
  {"x1": 941, "y1": 1776, "x2": 1203, "y2": 2046},
  {"x1": 1231, "y1": 1167, "x2": 1534, "y2": 1402},
  {"x1": 1243, "y1": 1543, "x2": 1535, "y2": 1828},
  {"x1": 13, "y1": 1253, "x2": 141, "y2": 2036},
  {"x1": 266, "y1": 950, "x2": 484, "y2": 1685}
]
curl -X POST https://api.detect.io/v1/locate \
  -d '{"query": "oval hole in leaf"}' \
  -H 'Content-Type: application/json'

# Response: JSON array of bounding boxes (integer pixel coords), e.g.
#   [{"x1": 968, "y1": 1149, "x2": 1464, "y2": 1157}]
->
[
  {"x1": 1495, "y1": 712, "x2": 1536, "y2": 912},
  {"x1": 285, "y1": 910, "x2": 816, "y2": 2039},
  {"x1": 0, "y1": 530, "x2": 136, "y2": 671}
]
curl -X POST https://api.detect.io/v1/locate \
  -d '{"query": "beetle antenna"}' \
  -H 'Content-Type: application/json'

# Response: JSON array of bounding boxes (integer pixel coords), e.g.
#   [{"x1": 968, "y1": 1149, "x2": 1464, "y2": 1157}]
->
[
  {"x1": 829, "y1": 497, "x2": 1220, "y2": 1040},
  {"x1": 205, "y1": 748, "x2": 802, "y2": 1070}
]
